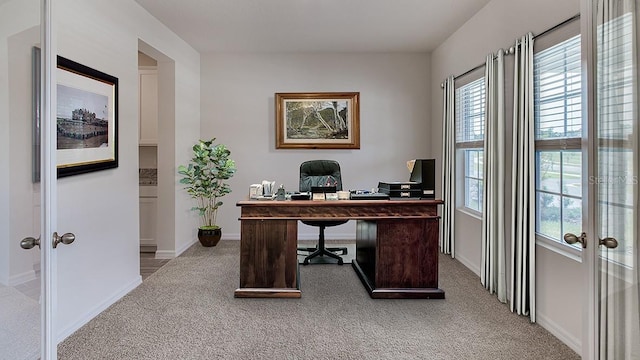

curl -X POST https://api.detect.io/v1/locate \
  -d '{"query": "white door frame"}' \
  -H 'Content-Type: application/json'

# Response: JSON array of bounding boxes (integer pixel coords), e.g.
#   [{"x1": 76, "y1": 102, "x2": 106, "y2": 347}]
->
[
  {"x1": 580, "y1": 0, "x2": 599, "y2": 358},
  {"x1": 40, "y1": 0, "x2": 57, "y2": 358}
]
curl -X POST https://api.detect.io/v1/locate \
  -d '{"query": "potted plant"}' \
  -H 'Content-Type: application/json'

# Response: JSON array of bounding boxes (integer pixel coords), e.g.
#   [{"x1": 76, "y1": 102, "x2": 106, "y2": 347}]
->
[{"x1": 178, "y1": 138, "x2": 237, "y2": 247}]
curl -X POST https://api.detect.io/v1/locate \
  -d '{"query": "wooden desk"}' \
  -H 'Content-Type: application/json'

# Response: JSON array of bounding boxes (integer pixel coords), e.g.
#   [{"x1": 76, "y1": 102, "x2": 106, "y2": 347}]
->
[{"x1": 235, "y1": 199, "x2": 444, "y2": 299}]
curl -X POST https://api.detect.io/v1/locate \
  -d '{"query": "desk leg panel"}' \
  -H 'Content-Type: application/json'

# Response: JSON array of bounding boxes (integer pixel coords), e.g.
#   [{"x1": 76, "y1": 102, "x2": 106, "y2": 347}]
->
[
  {"x1": 355, "y1": 220, "x2": 377, "y2": 281},
  {"x1": 376, "y1": 218, "x2": 440, "y2": 289},
  {"x1": 236, "y1": 220, "x2": 299, "y2": 297}
]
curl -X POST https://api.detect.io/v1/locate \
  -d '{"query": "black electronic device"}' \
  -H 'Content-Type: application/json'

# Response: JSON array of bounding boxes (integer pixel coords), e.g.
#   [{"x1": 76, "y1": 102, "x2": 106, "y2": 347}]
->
[
  {"x1": 290, "y1": 193, "x2": 311, "y2": 200},
  {"x1": 377, "y1": 181, "x2": 422, "y2": 199},
  {"x1": 409, "y1": 159, "x2": 436, "y2": 199},
  {"x1": 310, "y1": 186, "x2": 336, "y2": 193}
]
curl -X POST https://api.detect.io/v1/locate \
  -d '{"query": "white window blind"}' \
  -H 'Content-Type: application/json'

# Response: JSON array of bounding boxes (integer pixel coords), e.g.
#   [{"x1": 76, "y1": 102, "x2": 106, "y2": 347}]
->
[
  {"x1": 455, "y1": 78, "x2": 485, "y2": 145},
  {"x1": 534, "y1": 35, "x2": 582, "y2": 140}
]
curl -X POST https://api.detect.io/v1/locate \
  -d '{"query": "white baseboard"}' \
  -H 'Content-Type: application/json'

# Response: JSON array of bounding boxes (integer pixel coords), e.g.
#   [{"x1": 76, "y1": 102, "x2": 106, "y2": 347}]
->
[
  {"x1": 452, "y1": 253, "x2": 481, "y2": 276},
  {"x1": 155, "y1": 238, "x2": 199, "y2": 259},
  {"x1": 140, "y1": 238, "x2": 156, "y2": 246},
  {"x1": 57, "y1": 275, "x2": 142, "y2": 343},
  {"x1": 8, "y1": 269, "x2": 36, "y2": 286},
  {"x1": 536, "y1": 311, "x2": 581, "y2": 355},
  {"x1": 154, "y1": 250, "x2": 175, "y2": 259},
  {"x1": 222, "y1": 232, "x2": 240, "y2": 241}
]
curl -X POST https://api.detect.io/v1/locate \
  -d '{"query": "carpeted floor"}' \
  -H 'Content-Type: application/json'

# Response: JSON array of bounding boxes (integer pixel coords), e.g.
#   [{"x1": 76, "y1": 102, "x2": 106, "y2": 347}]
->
[
  {"x1": 0, "y1": 284, "x2": 40, "y2": 360},
  {"x1": 58, "y1": 240, "x2": 580, "y2": 360}
]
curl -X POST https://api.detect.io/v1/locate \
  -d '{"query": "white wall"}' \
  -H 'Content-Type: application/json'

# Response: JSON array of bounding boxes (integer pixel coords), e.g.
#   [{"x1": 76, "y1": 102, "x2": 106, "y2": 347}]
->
[
  {"x1": 200, "y1": 52, "x2": 431, "y2": 239},
  {"x1": 430, "y1": 0, "x2": 582, "y2": 353},
  {"x1": 52, "y1": 0, "x2": 200, "y2": 341},
  {"x1": 0, "y1": 0, "x2": 199, "y2": 338}
]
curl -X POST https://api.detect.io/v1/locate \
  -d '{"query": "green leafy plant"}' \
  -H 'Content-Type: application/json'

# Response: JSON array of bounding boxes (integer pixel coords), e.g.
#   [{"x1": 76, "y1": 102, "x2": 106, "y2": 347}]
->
[{"x1": 178, "y1": 138, "x2": 237, "y2": 230}]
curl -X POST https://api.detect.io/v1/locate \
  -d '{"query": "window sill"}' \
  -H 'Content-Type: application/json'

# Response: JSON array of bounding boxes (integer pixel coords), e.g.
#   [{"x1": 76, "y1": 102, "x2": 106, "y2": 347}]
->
[
  {"x1": 456, "y1": 207, "x2": 482, "y2": 221},
  {"x1": 535, "y1": 234, "x2": 582, "y2": 263}
]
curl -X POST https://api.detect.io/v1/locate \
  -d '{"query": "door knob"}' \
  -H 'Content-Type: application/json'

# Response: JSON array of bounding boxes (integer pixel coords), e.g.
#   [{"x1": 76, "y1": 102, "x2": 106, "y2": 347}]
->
[
  {"x1": 563, "y1": 232, "x2": 587, "y2": 248},
  {"x1": 20, "y1": 236, "x2": 40, "y2": 249},
  {"x1": 599, "y1": 237, "x2": 618, "y2": 249},
  {"x1": 52, "y1": 232, "x2": 75, "y2": 248}
]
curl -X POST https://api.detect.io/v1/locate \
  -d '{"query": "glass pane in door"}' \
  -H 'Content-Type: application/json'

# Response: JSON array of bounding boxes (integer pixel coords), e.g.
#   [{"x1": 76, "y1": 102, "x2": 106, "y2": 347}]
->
[
  {"x1": 0, "y1": 0, "x2": 43, "y2": 358},
  {"x1": 594, "y1": 0, "x2": 640, "y2": 358}
]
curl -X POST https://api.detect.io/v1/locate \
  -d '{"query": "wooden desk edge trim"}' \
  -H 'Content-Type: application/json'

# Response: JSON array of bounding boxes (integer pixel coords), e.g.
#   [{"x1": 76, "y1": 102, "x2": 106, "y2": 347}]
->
[
  {"x1": 352, "y1": 260, "x2": 445, "y2": 299},
  {"x1": 234, "y1": 288, "x2": 301, "y2": 298},
  {"x1": 370, "y1": 288, "x2": 445, "y2": 299},
  {"x1": 237, "y1": 199, "x2": 444, "y2": 206},
  {"x1": 239, "y1": 216, "x2": 441, "y2": 221}
]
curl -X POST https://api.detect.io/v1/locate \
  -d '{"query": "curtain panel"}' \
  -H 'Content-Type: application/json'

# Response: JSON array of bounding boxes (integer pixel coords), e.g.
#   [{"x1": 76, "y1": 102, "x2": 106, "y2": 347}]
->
[
  {"x1": 440, "y1": 76, "x2": 456, "y2": 257},
  {"x1": 510, "y1": 33, "x2": 536, "y2": 321},
  {"x1": 481, "y1": 50, "x2": 507, "y2": 303}
]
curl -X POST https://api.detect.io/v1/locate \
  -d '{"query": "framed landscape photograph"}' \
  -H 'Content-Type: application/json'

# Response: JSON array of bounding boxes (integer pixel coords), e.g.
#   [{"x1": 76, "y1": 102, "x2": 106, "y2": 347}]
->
[
  {"x1": 56, "y1": 56, "x2": 118, "y2": 177},
  {"x1": 275, "y1": 92, "x2": 360, "y2": 149}
]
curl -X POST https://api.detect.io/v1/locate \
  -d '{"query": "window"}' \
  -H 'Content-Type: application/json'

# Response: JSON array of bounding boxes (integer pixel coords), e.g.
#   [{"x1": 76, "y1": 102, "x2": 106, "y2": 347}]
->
[
  {"x1": 533, "y1": 35, "x2": 582, "y2": 246},
  {"x1": 594, "y1": 13, "x2": 636, "y2": 266},
  {"x1": 455, "y1": 78, "x2": 485, "y2": 213}
]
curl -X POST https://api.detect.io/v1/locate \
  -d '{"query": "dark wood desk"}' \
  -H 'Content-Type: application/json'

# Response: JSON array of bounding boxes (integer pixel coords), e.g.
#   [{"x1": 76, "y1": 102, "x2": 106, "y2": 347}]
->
[{"x1": 235, "y1": 199, "x2": 444, "y2": 299}]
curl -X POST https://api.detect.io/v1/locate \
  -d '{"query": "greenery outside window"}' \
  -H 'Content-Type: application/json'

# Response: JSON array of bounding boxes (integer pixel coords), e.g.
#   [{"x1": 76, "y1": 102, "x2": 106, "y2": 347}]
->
[
  {"x1": 533, "y1": 35, "x2": 582, "y2": 247},
  {"x1": 455, "y1": 77, "x2": 485, "y2": 213}
]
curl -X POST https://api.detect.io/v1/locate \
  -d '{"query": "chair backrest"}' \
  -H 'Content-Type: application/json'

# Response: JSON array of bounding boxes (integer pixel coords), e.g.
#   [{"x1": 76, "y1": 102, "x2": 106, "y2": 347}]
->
[{"x1": 299, "y1": 160, "x2": 343, "y2": 192}]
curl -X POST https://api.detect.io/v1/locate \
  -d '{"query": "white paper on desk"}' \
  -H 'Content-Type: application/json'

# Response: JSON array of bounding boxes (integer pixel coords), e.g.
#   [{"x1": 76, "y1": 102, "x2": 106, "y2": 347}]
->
[
  {"x1": 249, "y1": 184, "x2": 262, "y2": 199},
  {"x1": 261, "y1": 180, "x2": 275, "y2": 196},
  {"x1": 407, "y1": 159, "x2": 416, "y2": 173}
]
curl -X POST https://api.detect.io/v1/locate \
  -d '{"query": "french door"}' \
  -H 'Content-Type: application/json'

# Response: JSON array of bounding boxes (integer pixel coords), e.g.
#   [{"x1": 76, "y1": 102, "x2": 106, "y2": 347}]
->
[
  {"x1": 1, "y1": 0, "x2": 61, "y2": 358},
  {"x1": 581, "y1": 0, "x2": 640, "y2": 358}
]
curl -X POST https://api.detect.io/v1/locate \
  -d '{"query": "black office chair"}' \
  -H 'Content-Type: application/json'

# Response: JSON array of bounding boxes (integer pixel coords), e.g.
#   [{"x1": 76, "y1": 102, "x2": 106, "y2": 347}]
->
[{"x1": 298, "y1": 160, "x2": 348, "y2": 265}]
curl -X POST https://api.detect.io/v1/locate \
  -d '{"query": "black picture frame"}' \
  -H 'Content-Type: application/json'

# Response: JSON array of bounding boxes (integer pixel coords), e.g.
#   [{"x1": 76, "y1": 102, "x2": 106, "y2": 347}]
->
[
  {"x1": 55, "y1": 56, "x2": 118, "y2": 178},
  {"x1": 32, "y1": 47, "x2": 41, "y2": 182}
]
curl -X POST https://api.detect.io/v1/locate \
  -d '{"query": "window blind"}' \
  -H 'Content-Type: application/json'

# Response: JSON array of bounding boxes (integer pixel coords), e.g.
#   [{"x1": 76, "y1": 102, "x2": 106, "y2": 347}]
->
[
  {"x1": 455, "y1": 77, "x2": 485, "y2": 145},
  {"x1": 534, "y1": 35, "x2": 582, "y2": 140}
]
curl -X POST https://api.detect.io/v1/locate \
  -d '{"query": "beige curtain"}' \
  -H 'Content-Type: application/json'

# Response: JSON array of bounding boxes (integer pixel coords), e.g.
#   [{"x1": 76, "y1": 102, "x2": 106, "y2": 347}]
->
[
  {"x1": 440, "y1": 76, "x2": 456, "y2": 257},
  {"x1": 481, "y1": 50, "x2": 507, "y2": 303}
]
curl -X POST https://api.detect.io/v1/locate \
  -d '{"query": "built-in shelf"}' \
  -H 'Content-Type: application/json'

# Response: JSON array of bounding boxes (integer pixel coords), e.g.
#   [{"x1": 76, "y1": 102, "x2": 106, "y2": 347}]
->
[
  {"x1": 139, "y1": 68, "x2": 158, "y2": 145},
  {"x1": 139, "y1": 168, "x2": 158, "y2": 187}
]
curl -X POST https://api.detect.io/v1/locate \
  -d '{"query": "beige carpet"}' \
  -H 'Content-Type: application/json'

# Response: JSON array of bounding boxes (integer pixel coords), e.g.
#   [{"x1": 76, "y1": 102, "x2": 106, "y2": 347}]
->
[
  {"x1": 58, "y1": 240, "x2": 579, "y2": 360},
  {"x1": 0, "y1": 285, "x2": 40, "y2": 360}
]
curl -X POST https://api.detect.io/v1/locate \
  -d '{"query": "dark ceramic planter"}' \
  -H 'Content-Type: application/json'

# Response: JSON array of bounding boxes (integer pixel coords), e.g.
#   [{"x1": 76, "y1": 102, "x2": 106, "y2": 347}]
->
[{"x1": 198, "y1": 228, "x2": 222, "y2": 247}]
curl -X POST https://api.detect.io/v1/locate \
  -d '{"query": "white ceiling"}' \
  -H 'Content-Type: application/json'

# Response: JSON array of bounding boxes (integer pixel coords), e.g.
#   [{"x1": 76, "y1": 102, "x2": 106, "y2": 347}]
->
[{"x1": 134, "y1": 0, "x2": 492, "y2": 53}]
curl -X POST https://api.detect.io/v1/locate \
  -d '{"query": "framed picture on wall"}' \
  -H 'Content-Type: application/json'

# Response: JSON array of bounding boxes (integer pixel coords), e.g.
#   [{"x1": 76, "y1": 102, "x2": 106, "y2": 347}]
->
[
  {"x1": 275, "y1": 92, "x2": 360, "y2": 149},
  {"x1": 56, "y1": 56, "x2": 118, "y2": 177}
]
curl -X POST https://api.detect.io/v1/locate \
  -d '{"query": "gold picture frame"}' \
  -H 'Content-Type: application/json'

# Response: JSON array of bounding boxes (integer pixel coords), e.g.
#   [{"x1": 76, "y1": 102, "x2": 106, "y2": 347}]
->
[{"x1": 275, "y1": 92, "x2": 360, "y2": 149}]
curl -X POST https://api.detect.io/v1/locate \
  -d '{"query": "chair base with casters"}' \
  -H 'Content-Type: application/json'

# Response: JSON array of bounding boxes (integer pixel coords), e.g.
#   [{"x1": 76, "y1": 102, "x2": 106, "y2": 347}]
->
[{"x1": 298, "y1": 220, "x2": 348, "y2": 265}]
